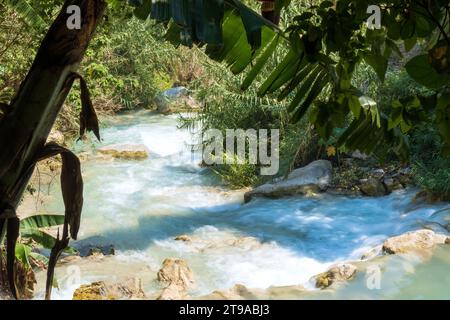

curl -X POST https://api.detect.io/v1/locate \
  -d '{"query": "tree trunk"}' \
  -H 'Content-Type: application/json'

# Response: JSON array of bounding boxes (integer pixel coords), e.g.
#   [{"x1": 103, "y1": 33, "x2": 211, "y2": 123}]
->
[{"x1": 0, "y1": 0, "x2": 106, "y2": 298}]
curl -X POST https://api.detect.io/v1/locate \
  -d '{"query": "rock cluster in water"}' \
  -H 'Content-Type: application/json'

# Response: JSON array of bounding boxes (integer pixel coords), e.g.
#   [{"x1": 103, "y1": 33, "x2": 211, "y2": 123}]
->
[
  {"x1": 72, "y1": 279, "x2": 145, "y2": 300},
  {"x1": 156, "y1": 258, "x2": 195, "y2": 300},
  {"x1": 244, "y1": 160, "x2": 332, "y2": 202},
  {"x1": 97, "y1": 144, "x2": 149, "y2": 160}
]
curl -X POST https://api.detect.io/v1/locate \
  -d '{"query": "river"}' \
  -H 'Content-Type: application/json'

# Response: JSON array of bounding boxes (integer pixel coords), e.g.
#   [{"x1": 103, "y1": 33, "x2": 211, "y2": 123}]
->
[{"x1": 34, "y1": 111, "x2": 450, "y2": 299}]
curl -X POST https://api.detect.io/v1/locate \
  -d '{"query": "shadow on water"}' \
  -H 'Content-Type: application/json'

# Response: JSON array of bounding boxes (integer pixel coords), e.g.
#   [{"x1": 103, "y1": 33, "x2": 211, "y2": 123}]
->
[{"x1": 74, "y1": 191, "x2": 450, "y2": 262}]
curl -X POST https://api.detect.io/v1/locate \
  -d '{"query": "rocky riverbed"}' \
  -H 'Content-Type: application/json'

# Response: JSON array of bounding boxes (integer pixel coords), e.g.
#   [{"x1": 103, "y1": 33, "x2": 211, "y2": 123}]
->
[{"x1": 16, "y1": 111, "x2": 450, "y2": 300}]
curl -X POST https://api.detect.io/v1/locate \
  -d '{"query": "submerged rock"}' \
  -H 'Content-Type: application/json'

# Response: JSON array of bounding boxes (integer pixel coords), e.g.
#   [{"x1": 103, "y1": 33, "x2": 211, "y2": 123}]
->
[
  {"x1": 97, "y1": 144, "x2": 149, "y2": 160},
  {"x1": 72, "y1": 279, "x2": 145, "y2": 300},
  {"x1": 313, "y1": 263, "x2": 357, "y2": 289},
  {"x1": 360, "y1": 245, "x2": 382, "y2": 260},
  {"x1": 156, "y1": 258, "x2": 195, "y2": 300},
  {"x1": 244, "y1": 160, "x2": 332, "y2": 202},
  {"x1": 201, "y1": 283, "x2": 309, "y2": 300},
  {"x1": 75, "y1": 243, "x2": 115, "y2": 257},
  {"x1": 174, "y1": 235, "x2": 192, "y2": 242},
  {"x1": 382, "y1": 229, "x2": 449, "y2": 255}
]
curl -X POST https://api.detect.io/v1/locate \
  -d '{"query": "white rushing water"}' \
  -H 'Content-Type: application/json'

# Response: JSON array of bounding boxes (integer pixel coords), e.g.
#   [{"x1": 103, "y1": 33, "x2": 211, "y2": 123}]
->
[{"x1": 35, "y1": 111, "x2": 450, "y2": 299}]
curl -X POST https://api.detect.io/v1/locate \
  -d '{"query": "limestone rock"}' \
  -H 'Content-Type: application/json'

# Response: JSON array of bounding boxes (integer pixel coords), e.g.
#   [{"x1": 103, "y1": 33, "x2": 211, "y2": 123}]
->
[
  {"x1": 244, "y1": 160, "x2": 332, "y2": 202},
  {"x1": 382, "y1": 229, "x2": 449, "y2": 255},
  {"x1": 97, "y1": 144, "x2": 149, "y2": 160},
  {"x1": 314, "y1": 263, "x2": 357, "y2": 289},
  {"x1": 72, "y1": 279, "x2": 145, "y2": 300},
  {"x1": 360, "y1": 245, "x2": 382, "y2": 260},
  {"x1": 157, "y1": 283, "x2": 189, "y2": 300},
  {"x1": 156, "y1": 258, "x2": 195, "y2": 300},
  {"x1": 206, "y1": 284, "x2": 255, "y2": 300},
  {"x1": 174, "y1": 235, "x2": 192, "y2": 242}
]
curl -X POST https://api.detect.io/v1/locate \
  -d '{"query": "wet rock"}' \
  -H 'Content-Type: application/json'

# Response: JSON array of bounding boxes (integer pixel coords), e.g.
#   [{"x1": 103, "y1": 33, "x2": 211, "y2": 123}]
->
[
  {"x1": 76, "y1": 244, "x2": 115, "y2": 257},
  {"x1": 72, "y1": 279, "x2": 145, "y2": 300},
  {"x1": 201, "y1": 283, "x2": 309, "y2": 300},
  {"x1": 383, "y1": 177, "x2": 403, "y2": 192},
  {"x1": 382, "y1": 229, "x2": 449, "y2": 255},
  {"x1": 396, "y1": 174, "x2": 413, "y2": 187},
  {"x1": 97, "y1": 144, "x2": 149, "y2": 160},
  {"x1": 413, "y1": 190, "x2": 450, "y2": 204},
  {"x1": 156, "y1": 258, "x2": 195, "y2": 300},
  {"x1": 171, "y1": 230, "x2": 263, "y2": 253},
  {"x1": 371, "y1": 169, "x2": 385, "y2": 179},
  {"x1": 244, "y1": 160, "x2": 332, "y2": 202},
  {"x1": 359, "y1": 178, "x2": 387, "y2": 196},
  {"x1": 157, "y1": 258, "x2": 194, "y2": 286},
  {"x1": 174, "y1": 235, "x2": 192, "y2": 242},
  {"x1": 314, "y1": 263, "x2": 357, "y2": 289},
  {"x1": 360, "y1": 245, "x2": 382, "y2": 260}
]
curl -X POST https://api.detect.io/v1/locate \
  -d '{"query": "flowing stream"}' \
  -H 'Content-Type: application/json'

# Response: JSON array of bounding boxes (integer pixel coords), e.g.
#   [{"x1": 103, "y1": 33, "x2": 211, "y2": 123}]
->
[{"x1": 34, "y1": 111, "x2": 450, "y2": 299}]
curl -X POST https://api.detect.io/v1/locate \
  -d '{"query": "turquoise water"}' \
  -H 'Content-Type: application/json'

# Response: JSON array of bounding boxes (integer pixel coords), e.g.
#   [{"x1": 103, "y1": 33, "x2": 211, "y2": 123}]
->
[{"x1": 35, "y1": 111, "x2": 450, "y2": 299}]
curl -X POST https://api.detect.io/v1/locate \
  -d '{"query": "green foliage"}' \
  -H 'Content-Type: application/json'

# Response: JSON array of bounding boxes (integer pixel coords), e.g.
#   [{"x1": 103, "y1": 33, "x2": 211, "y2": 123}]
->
[
  {"x1": 141, "y1": 0, "x2": 450, "y2": 160},
  {"x1": 16, "y1": 214, "x2": 78, "y2": 271},
  {"x1": 214, "y1": 156, "x2": 258, "y2": 189},
  {"x1": 410, "y1": 125, "x2": 450, "y2": 196},
  {"x1": 3, "y1": 0, "x2": 47, "y2": 30}
]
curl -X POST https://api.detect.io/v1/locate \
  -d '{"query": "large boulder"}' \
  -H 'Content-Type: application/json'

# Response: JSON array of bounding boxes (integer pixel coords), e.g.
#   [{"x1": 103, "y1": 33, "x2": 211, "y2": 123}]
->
[
  {"x1": 313, "y1": 263, "x2": 357, "y2": 289},
  {"x1": 97, "y1": 144, "x2": 149, "y2": 160},
  {"x1": 155, "y1": 87, "x2": 199, "y2": 114},
  {"x1": 244, "y1": 160, "x2": 332, "y2": 202},
  {"x1": 156, "y1": 258, "x2": 195, "y2": 300},
  {"x1": 382, "y1": 229, "x2": 449, "y2": 255},
  {"x1": 72, "y1": 279, "x2": 145, "y2": 300}
]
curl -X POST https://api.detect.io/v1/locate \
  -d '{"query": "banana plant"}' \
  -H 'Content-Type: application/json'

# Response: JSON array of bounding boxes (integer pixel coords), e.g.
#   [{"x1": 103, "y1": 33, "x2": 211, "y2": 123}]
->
[
  {"x1": 3, "y1": 0, "x2": 47, "y2": 30},
  {"x1": 132, "y1": 0, "x2": 450, "y2": 159},
  {"x1": 1, "y1": 213, "x2": 75, "y2": 299},
  {"x1": 19, "y1": 214, "x2": 78, "y2": 263}
]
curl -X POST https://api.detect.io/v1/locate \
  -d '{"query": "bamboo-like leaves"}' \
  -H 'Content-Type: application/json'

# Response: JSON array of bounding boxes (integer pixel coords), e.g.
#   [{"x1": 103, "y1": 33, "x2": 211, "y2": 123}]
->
[
  {"x1": 35, "y1": 143, "x2": 83, "y2": 241},
  {"x1": 278, "y1": 63, "x2": 316, "y2": 101},
  {"x1": 289, "y1": 69, "x2": 330, "y2": 123},
  {"x1": 72, "y1": 73, "x2": 100, "y2": 141},
  {"x1": 45, "y1": 229, "x2": 69, "y2": 300},
  {"x1": 241, "y1": 35, "x2": 279, "y2": 90},
  {"x1": 258, "y1": 49, "x2": 302, "y2": 96},
  {"x1": 34, "y1": 142, "x2": 83, "y2": 300},
  {"x1": 20, "y1": 214, "x2": 65, "y2": 230}
]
